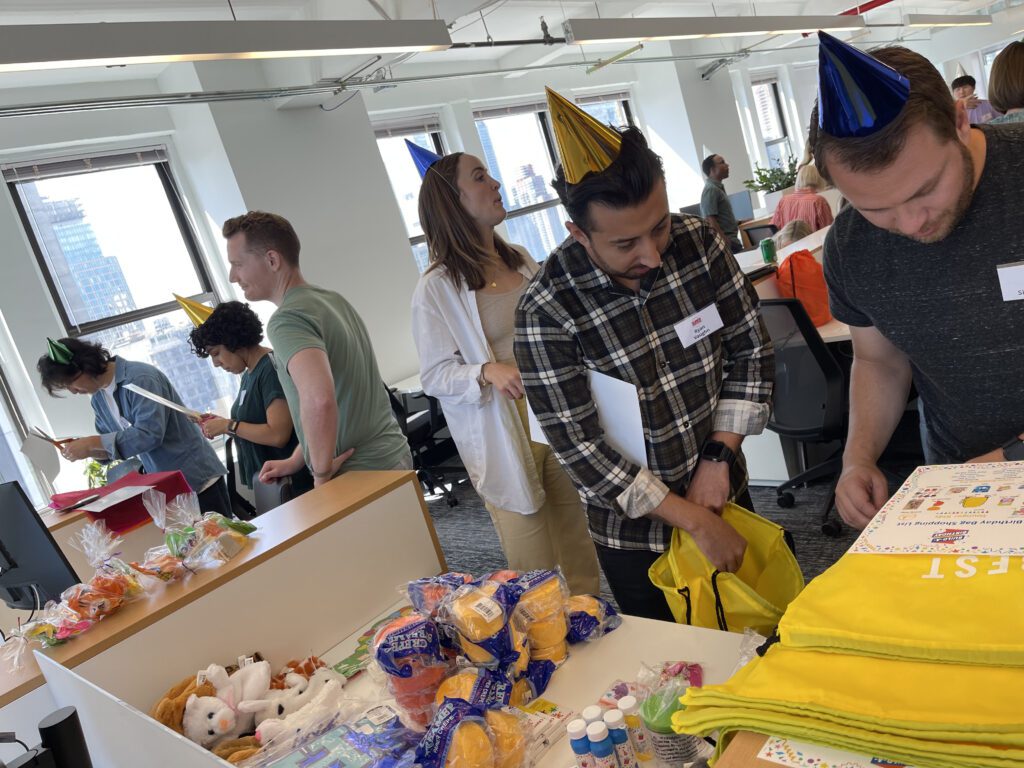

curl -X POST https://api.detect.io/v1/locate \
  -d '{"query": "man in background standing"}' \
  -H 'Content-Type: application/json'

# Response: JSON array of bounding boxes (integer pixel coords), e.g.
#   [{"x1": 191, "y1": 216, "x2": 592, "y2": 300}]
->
[{"x1": 700, "y1": 154, "x2": 744, "y2": 253}]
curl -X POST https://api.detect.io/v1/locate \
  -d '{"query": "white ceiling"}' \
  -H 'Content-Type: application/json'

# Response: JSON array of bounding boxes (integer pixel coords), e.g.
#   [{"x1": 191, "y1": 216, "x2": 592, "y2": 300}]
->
[{"x1": 0, "y1": 0, "x2": 989, "y2": 92}]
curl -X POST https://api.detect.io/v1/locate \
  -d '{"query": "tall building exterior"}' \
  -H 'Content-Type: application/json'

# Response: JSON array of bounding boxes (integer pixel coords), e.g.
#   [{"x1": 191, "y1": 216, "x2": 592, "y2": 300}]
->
[{"x1": 19, "y1": 183, "x2": 233, "y2": 415}]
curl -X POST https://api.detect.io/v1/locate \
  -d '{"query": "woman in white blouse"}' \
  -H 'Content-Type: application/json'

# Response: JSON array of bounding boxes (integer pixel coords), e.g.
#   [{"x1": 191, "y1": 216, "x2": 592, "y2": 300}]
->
[{"x1": 410, "y1": 152, "x2": 599, "y2": 594}]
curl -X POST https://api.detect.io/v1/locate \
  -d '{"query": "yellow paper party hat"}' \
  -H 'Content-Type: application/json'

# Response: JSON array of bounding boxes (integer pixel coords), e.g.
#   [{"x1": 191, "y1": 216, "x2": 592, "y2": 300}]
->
[
  {"x1": 174, "y1": 294, "x2": 214, "y2": 327},
  {"x1": 545, "y1": 87, "x2": 622, "y2": 184}
]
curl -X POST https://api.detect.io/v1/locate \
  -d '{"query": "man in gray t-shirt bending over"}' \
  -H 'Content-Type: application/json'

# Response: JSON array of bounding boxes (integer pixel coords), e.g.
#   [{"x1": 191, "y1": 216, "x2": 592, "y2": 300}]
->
[{"x1": 810, "y1": 40, "x2": 1024, "y2": 530}]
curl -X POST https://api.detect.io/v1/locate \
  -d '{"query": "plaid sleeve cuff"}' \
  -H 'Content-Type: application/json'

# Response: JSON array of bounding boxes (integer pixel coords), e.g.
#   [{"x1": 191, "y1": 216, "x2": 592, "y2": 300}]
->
[
  {"x1": 713, "y1": 398, "x2": 771, "y2": 436},
  {"x1": 617, "y1": 468, "x2": 671, "y2": 519}
]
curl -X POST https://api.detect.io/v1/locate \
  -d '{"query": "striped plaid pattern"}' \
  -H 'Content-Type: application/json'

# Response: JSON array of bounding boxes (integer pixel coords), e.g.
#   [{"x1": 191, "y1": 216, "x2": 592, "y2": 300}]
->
[{"x1": 514, "y1": 214, "x2": 773, "y2": 552}]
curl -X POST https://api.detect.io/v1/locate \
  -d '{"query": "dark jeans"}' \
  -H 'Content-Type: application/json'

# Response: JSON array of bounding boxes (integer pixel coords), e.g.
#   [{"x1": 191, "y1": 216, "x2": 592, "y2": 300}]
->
[
  {"x1": 197, "y1": 477, "x2": 234, "y2": 518},
  {"x1": 594, "y1": 488, "x2": 756, "y2": 622}
]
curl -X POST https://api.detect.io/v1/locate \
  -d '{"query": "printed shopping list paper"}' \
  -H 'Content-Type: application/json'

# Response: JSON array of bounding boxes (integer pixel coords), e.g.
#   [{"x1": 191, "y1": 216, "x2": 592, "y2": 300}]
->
[
  {"x1": 758, "y1": 736, "x2": 913, "y2": 768},
  {"x1": 852, "y1": 461, "x2": 1024, "y2": 555},
  {"x1": 526, "y1": 369, "x2": 647, "y2": 468}
]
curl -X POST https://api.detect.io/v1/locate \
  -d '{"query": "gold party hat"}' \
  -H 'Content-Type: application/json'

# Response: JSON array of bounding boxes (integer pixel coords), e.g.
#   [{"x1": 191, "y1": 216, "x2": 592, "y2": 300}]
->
[
  {"x1": 174, "y1": 294, "x2": 214, "y2": 327},
  {"x1": 545, "y1": 87, "x2": 622, "y2": 184}
]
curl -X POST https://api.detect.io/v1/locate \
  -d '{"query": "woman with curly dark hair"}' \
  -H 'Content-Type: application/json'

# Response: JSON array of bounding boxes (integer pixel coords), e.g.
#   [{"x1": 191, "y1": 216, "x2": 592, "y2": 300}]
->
[{"x1": 189, "y1": 301, "x2": 311, "y2": 497}]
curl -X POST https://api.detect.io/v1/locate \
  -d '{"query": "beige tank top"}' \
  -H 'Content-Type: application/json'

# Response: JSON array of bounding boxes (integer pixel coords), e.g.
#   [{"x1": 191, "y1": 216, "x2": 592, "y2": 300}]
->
[{"x1": 475, "y1": 274, "x2": 528, "y2": 365}]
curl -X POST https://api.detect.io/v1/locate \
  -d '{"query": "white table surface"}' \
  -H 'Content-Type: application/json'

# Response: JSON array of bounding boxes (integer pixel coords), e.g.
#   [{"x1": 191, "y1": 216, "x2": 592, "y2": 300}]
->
[
  {"x1": 535, "y1": 617, "x2": 746, "y2": 768},
  {"x1": 390, "y1": 372, "x2": 423, "y2": 395}
]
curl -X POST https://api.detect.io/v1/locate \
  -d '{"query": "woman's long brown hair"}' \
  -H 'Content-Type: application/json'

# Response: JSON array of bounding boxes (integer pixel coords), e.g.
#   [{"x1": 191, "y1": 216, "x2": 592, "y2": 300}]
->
[{"x1": 418, "y1": 152, "x2": 525, "y2": 291}]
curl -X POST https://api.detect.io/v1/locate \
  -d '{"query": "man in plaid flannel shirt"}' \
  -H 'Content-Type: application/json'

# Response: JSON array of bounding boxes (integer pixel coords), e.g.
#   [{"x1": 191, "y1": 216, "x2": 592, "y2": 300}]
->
[{"x1": 514, "y1": 127, "x2": 774, "y2": 620}]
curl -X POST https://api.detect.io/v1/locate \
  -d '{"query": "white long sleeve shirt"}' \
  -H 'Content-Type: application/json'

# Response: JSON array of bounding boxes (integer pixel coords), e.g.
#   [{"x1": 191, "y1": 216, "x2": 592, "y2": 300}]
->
[{"x1": 410, "y1": 258, "x2": 545, "y2": 515}]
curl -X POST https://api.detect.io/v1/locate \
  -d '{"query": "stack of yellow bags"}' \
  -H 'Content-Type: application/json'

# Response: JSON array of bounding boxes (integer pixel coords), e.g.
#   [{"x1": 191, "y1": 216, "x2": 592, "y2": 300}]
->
[{"x1": 672, "y1": 551, "x2": 1024, "y2": 766}]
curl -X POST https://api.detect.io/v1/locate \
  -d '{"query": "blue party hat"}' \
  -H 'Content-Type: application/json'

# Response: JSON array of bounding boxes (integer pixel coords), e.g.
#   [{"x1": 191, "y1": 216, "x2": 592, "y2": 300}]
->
[
  {"x1": 817, "y1": 30, "x2": 910, "y2": 138},
  {"x1": 405, "y1": 139, "x2": 442, "y2": 178}
]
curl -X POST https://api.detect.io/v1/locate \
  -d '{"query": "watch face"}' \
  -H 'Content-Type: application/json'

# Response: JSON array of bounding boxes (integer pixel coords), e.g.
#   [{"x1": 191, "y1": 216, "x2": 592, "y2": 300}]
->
[
  {"x1": 703, "y1": 443, "x2": 725, "y2": 461},
  {"x1": 1006, "y1": 440, "x2": 1024, "y2": 462}
]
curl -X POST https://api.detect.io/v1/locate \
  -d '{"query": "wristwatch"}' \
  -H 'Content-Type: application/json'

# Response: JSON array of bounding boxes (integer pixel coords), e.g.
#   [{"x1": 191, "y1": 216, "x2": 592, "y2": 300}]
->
[
  {"x1": 1002, "y1": 435, "x2": 1024, "y2": 461},
  {"x1": 227, "y1": 419, "x2": 240, "y2": 438},
  {"x1": 700, "y1": 440, "x2": 737, "y2": 467}
]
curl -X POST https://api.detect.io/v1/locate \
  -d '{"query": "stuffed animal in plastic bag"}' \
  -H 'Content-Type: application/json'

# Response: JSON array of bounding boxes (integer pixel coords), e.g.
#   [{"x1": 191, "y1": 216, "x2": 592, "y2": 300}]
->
[
  {"x1": 183, "y1": 661, "x2": 271, "y2": 747},
  {"x1": 238, "y1": 666, "x2": 344, "y2": 727},
  {"x1": 255, "y1": 677, "x2": 349, "y2": 748}
]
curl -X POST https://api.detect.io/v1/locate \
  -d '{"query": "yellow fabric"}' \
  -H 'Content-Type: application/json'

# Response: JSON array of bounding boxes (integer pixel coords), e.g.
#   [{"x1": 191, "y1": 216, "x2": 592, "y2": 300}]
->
[
  {"x1": 173, "y1": 294, "x2": 214, "y2": 327},
  {"x1": 648, "y1": 503, "x2": 803, "y2": 636},
  {"x1": 672, "y1": 644, "x2": 1024, "y2": 768},
  {"x1": 544, "y1": 87, "x2": 622, "y2": 184},
  {"x1": 779, "y1": 553, "x2": 1024, "y2": 665}
]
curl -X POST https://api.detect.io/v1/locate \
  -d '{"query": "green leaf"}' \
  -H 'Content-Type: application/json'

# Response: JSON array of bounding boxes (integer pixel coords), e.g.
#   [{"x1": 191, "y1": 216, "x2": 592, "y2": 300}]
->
[{"x1": 743, "y1": 156, "x2": 798, "y2": 193}]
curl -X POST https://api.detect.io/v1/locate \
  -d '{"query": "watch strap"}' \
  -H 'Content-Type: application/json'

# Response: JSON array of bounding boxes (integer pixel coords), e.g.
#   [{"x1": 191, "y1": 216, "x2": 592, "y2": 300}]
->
[{"x1": 1002, "y1": 436, "x2": 1024, "y2": 462}]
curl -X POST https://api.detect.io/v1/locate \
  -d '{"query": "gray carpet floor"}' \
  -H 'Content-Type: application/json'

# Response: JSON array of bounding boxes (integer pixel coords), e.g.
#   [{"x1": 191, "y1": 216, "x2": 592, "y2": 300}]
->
[{"x1": 423, "y1": 461, "x2": 917, "y2": 602}]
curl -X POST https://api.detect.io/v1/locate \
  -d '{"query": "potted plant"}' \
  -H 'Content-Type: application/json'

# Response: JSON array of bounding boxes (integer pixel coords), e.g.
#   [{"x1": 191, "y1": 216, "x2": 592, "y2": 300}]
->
[{"x1": 744, "y1": 156, "x2": 798, "y2": 211}]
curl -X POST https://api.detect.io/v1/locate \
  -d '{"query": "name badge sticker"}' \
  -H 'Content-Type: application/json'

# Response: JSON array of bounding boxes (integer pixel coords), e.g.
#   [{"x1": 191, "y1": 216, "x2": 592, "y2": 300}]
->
[
  {"x1": 996, "y1": 260, "x2": 1024, "y2": 302},
  {"x1": 674, "y1": 303, "x2": 725, "y2": 348}
]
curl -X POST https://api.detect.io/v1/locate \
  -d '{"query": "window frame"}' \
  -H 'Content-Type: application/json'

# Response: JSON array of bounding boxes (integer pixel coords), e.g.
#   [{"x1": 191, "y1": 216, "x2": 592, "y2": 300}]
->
[{"x1": 7, "y1": 152, "x2": 217, "y2": 340}]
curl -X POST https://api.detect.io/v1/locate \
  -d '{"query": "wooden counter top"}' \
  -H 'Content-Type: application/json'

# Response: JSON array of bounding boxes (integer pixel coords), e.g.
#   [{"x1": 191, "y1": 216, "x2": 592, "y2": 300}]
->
[{"x1": 1, "y1": 470, "x2": 436, "y2": 709}]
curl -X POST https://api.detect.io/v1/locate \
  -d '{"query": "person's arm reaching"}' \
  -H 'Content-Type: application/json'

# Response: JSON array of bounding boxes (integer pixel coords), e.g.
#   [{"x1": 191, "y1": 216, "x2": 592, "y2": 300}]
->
[
  {"x1": 835, "y1": 325, "x2": 912, "y2": 529},
  {"x1": 202, "y1": 399, "x2": 294, "y2": 448},
  {"x1": 287, "y1": 347, "x2": 350, "y2": 487}
]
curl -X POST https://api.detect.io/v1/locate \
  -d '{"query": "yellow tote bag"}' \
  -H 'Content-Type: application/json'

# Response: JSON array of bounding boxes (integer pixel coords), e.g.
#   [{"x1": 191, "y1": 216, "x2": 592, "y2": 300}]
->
[
  {"x1": 648, "y1": 503, "x2": 804, "y2": 635},
  {"x1": 779, "y1": 552, "x2": 1024, "y2": 665}
]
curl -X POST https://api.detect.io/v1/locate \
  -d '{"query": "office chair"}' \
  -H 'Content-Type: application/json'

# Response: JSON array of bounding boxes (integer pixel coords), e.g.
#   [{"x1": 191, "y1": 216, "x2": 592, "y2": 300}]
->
[
  {"x1": 224, "y1": 437, "x2": 299, "y2": 518},
  {"x1": 386, "y1": 386, "x2": 458, "y2": 507},
  {"x1": 760, "y1": 298, "x2": 846, "y2": 537}
]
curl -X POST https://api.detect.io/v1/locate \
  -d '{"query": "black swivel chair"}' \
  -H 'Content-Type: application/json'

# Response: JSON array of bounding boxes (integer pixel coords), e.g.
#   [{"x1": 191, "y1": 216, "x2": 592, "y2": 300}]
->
[
  {"x1": 224, "y1": 437, "x2": 296, "y2": 518},
  {"x1": 387, "y1": 386, "x2": 458, "y2": 507},
  {"x1": 741, "y1": 223, "x2": 779, "y2": 249},
  {"x1": 760, "y1": 298, "x2": 846, "y2": 537}
]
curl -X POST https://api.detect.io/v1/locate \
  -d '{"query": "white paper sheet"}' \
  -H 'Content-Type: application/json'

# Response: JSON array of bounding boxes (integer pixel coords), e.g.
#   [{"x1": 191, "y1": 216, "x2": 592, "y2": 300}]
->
[
  {"x1": 526, "y1": 369, "x2": 647, "y2": 469},
  {"x1": 758, "y1": 736, "x2": 914, "y2": 768},
  {"x1": 79, "y1": 485, "x2": 151, "y2": 513},
  {"x1": 852, "y1": 461, "x2": 1024, "y2": 555},
  {"x1": 124, "y1": 383, "x2": 202, "y2": 420}
]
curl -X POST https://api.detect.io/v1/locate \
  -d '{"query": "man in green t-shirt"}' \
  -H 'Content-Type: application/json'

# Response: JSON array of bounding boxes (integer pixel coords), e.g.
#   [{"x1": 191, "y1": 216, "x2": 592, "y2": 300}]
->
[{"x1": 222, "y1": 211, "x2": 411, "y2": 487}]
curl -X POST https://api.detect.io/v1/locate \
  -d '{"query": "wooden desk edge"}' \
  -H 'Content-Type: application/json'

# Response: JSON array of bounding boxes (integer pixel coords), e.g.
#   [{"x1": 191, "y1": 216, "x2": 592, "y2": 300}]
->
[{"x1": 2, "y1": 470, "x2": 427, "y2": 709}]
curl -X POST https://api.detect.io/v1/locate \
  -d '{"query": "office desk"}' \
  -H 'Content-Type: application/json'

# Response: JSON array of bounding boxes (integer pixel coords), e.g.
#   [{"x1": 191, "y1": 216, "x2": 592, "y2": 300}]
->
[{"x1": 391, "y1": 372, "x2": 423, "y2": 396}]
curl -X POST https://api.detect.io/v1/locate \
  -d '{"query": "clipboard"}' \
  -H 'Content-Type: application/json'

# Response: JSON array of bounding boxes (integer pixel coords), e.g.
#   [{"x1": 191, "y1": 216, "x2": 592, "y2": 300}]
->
[{"x1": 124, "y1": 383, "x2": 202, "y2": 421}]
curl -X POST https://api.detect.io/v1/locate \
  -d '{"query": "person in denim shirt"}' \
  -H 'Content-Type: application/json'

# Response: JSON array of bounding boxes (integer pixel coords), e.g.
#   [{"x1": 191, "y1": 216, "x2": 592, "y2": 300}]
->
[{"x1": 37, "y1": 337, "x2": 231, "y2": 516}]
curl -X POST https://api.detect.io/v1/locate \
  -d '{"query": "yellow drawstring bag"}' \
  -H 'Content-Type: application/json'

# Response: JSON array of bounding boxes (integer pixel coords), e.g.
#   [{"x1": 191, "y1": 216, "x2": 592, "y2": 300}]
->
[
  {"x1": 648, "y1": 503, "x2": 804, "y2": 636},
  {"x1": 779, "y1": 552, "x2": 1024, "y2": 666}
]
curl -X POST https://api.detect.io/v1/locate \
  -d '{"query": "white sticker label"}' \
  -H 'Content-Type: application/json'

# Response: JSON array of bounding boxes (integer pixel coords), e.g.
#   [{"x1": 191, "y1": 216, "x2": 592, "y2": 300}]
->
[
  {"x1": 239, "y1": 389, "x2": 248, "y2": 406},
  {"x1": 674, "y1": 303, "x2": 725, "y2": 348},
  {"x1": 365, "y1": 704, "x2": 398, "y2": 726},
  {"x1": 996, "y1": 261, "x2": 1024, "y2": 302},
  {"x1": 471, "y1": 597, "x2": 502, "y2": 622},
  {"x1": 237, "y1": 655, "x2": 254, "y2": 668},
  {"x1": 196, "y1": 671, "x2": 208, "y2": 686}
]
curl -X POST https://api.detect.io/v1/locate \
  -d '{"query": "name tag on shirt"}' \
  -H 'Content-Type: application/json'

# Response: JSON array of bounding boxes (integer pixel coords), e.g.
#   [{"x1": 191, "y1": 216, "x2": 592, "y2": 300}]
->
[
  {"x1": 238, "y1": 389, "x2": 247, "y2": 407},
  {"x1": 996, "y1": 261, "x2": 1024, "y2": 302},
  {"x1": 674, "y1": 303, "x2": 724, "y2": 348}
]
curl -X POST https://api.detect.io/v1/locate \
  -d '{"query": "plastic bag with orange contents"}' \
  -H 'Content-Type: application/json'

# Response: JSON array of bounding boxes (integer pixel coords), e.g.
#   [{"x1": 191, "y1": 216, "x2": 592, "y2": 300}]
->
[{"x1": 373, "y1": 614, "x2": 450, "y2": 727}]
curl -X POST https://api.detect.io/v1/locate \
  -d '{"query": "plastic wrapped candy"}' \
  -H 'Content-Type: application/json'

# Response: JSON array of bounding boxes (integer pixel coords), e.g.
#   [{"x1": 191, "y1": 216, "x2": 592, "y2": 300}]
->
[
  {"x1": 512, "y1": 570, "x2": 569, "y2": 664},
  {"x1": 415, "y1": 698, "x2": 494, "y2": 768},
  {"x1": 158, "y1": 491, "x2": 256, "y2": 568},
  {"x1": 70, "y1": 523, "x2": 145, "y2": 599},
  {"x1": 566, "y1": 595, "x2": 621, "y2": 644},
  {"x1": 635, "y1": 660, "x2": 709, "y2": 765},
  {"x1": 129, "y1": 546, "x2": 188, "y2": 583},
  {"x1": 484, "y1": 570, "x2": 521, "y2": 584},
  {"x1": 407, "y1": 573, "x2": 474, "y2": 618},
  {"x1": 484, "y1": 709, "x2": 527, "y2": 768},
  {"x1": 373, "y1": 614, "x2": 450, "y2": 727},
  {"x1": 440, "y1": 581, "x2": 529, "y2": 673},
  {"x1": 434, "y1": 666, "x2": 515, "y2": 709},
  {"x1": 509, "y1": 660, "x2": 556, "y2": 708}
]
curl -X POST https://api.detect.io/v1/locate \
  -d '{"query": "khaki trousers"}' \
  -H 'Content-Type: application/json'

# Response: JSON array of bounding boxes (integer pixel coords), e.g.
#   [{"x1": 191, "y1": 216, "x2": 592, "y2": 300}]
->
[{"x1": 484, "y1": 398, "x2": 601, "y2": 595}]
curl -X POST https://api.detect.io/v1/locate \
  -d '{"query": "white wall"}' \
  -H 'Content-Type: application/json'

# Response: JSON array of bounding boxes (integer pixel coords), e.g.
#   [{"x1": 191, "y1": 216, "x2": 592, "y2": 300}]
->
[{"x1": 191, "y1": 61, "x2": 419, "y2": 384}]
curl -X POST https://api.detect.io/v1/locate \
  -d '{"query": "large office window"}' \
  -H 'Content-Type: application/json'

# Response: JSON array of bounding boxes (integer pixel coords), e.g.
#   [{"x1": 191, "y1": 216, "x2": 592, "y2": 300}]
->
[
  {"x1": 374, "y1": 118, "x2": 445, "y2": 273},
  {"x1": 5, "y1": 149, "x2": 235, "y2": 417},
  {"x1": 751, "y1": 79, "x2": 793, "y2": 168},
  {"x1": 577, "y1": 92, "x2": 635, "y2": 130}
]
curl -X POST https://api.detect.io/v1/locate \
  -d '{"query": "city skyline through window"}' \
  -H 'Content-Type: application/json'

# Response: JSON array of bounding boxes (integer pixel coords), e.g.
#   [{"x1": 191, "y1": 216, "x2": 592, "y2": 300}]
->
[{"x1": 12, "y1": 162, "x2": 236, "y2": 417}]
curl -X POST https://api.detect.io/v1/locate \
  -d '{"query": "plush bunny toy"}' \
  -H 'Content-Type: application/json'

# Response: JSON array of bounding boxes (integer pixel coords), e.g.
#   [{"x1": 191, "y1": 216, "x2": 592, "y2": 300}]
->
[
  {"x1": 254, "y1": 677, "x2": 349, "y2": 749},
  {"x1": 183, "y1": 661, "x2": 271, "y2": 748},
  {"x1": 237, "y1": 667, "x2": 344, "y2": 727}
]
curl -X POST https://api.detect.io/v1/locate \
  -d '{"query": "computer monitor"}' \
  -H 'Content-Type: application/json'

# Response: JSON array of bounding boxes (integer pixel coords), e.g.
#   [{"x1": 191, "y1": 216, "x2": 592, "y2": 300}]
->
[
  {"x1": 679, "y1": 202, "x2": 703, "y2": 217},
  {"x1": 728, "y1": 190, "x2": 755, "y2": 222},
  {"x1": 0, "y1": 481, "x2": 79, "y2": 610}
]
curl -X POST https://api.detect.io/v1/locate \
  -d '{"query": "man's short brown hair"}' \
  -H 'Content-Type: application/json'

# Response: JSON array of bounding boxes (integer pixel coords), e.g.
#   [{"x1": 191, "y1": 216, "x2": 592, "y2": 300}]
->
[
  {"x1": 808, "y1": 46, "x2": 957, "y2": 184},
  {"x1": 222, "y1": 211, "x2": 301, "y2": 266},
  {"x1": 989, "y1": 41, "x2": 1024, "y2": 115}
]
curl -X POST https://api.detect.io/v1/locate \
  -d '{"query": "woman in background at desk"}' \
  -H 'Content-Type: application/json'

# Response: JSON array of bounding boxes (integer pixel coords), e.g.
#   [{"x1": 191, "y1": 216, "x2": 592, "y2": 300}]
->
[
  {"x1": 37, "y1": 337, "x2": 231, "y2": 515},
  {"x1": 410, "y1": 147, "x2": 600, "y2": 595},
  {"x1": 186, "y1": 299, "x2": 312, "y2": 504}
]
